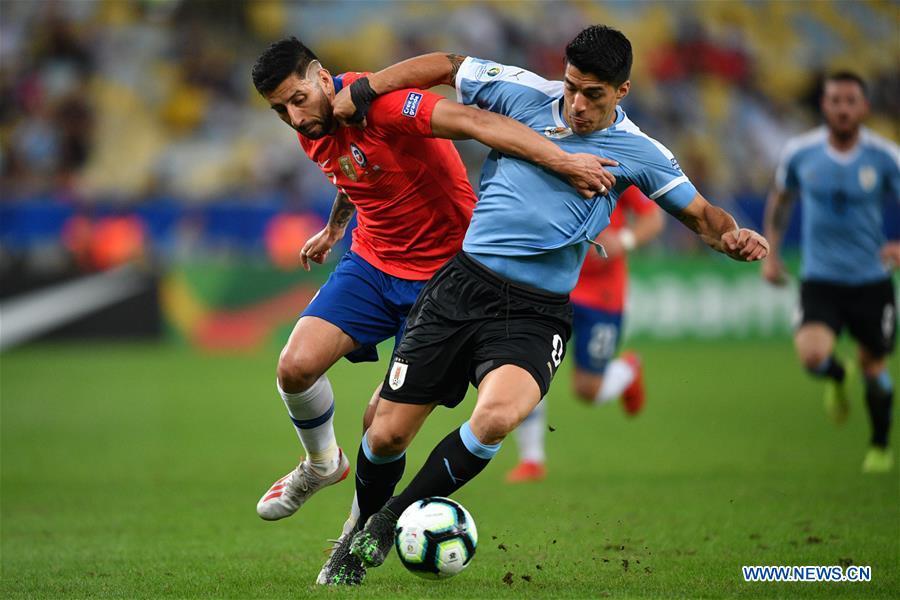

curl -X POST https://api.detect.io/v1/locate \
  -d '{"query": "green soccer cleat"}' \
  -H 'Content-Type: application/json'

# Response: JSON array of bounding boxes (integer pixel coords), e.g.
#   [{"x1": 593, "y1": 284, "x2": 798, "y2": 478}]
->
[
  {"x1": 861, "y1": 447, "x2": 894, "y2": 474},
  {"x1": 317, "y1": 530, "x2": 366, "y2": 586},
  {"x1": 823, "y1": 362, "x2": 853, "y2": 425},
  {"x1": 350, "y1": 508, "x2": 398, "y2": 568}
]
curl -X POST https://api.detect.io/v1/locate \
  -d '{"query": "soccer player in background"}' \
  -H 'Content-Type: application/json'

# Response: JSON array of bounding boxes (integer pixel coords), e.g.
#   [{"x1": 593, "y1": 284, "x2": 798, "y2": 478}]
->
[
  {"x1": 506, "y1": 185, "x2": 664, "y2": 483},
  {"x1": 762, "y1": 72, "x2": 899, "y2": 473},
  {"x1": 249, "y1": 38, "x2": 615, "y2": 530},
  {"x1": 323, "y1": 25, "x2": 769, "y2": 584}
]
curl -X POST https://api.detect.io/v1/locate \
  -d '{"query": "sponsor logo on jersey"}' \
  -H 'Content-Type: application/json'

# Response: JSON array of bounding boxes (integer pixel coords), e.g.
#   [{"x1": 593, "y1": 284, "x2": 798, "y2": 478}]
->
[
  {"x1": 389, "y1": 359, "x2": 408, "y2": 390},
  {"x1": 858, "y1": 165, "x2": 876, "y2": 192},
  {"x1": 670, "y1": 157, "x2": 682, "y2": 171},
  {"x1": 475, "y1": 64, "x2": 504, "y2": 81},
  {"x1": 338, "y1": 156, "x2": 358, "y2": 181},
  {"x1": 402, "y1": 92, "x2": 423, "y2": 117},
  {"x1": 543, "y1": 125, "x2": 572, "y2": 139},
  {"x1": 350, "y1": 143, "x2": 367, "y2": 167}
]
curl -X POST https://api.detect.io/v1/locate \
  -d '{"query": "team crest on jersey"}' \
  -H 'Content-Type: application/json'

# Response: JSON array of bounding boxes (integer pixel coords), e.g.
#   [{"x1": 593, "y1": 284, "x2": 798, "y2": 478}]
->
[
  {"x1": 389, "y1": 359, "x2": 408, "y2": 390},
  {"x1": 350, "y1": 143, "x2": 367, "y2": 167},
  {"x1": 858, "y1": 165, "x2": 876, "y2": 192},
  {"x1": 543, "y1": 125, "x2": 573, "y2": 139},
  {"x1": 402, "y1": 92, "x2": 423, "y2": 117},
  {"x1": 338, "y1": 155, "x2": 358, "y2": 181}
]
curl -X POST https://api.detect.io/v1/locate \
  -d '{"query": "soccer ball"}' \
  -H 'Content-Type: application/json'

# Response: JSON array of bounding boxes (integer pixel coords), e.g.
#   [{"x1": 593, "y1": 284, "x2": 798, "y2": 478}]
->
[{"x1": 394, "y1": 497, "x2": 478, "y2": 579}]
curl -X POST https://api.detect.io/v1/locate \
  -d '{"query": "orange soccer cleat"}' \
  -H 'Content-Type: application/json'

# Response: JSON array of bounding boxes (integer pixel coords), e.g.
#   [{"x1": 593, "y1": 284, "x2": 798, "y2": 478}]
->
[
  {"x1": 620, "y1": 351, "x2": 645, "y2": 416},
  {"x1": 505, "y1": 460, "x2": 546, "y2": 483}
]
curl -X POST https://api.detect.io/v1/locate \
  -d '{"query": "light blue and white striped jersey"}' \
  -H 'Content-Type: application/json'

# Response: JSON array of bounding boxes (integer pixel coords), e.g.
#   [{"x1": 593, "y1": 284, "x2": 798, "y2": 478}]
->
[
  {"x1": 776, "y1": 126, "x2": 899, "y2": 285},
  {"x1": 455, "y1": 57, "x2": 698, "y2": 294}
]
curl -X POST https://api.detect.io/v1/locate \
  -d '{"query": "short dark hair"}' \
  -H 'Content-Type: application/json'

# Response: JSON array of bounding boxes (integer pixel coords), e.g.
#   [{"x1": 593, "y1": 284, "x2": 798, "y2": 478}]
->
[
  {"x1": 823, "y1": 71, "x2": 867, "y2": 98},
  {"x1": 251, "y1": 36, "x2": 319, "y2": 94},
  {"x1": 565, "y1": 25, "x2": 632, "y2": 86}
]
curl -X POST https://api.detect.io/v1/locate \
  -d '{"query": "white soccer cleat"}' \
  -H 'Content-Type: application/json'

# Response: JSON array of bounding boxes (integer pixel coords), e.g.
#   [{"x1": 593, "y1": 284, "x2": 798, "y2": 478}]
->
[{"x1": 256, "y1": 449, "x2": 350, "y2": 521}]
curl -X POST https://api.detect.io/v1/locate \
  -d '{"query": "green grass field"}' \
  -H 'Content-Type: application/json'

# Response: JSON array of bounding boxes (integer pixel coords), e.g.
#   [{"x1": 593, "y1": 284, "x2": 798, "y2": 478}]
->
[{"x1": 2, "y1": 339, "x2": 898, "y2": 598}]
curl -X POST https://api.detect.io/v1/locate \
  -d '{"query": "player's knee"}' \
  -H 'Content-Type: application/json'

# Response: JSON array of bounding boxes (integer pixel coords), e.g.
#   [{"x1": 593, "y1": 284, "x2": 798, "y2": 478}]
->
[
  {"x1": 365, "y1": 427, "x2": 411, "y2": 457},
  {"x1": 798, "y1": 348, "x2": 829, "y2": 372},
  {"x1": 276, "y1": 349, "x2": 321, "y2": 393},
  {"x1": 471, "y1": 404, "x2": 520, "y2": 443}
]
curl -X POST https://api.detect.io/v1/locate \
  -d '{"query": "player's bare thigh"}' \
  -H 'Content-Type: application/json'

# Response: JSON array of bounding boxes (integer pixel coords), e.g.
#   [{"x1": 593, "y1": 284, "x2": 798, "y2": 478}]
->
[
  {"x1": 365, "y1": 396, "x2": 436, "y2": 456},
  {"x1": 794, "y1": 323, "x2": 836, "y2": 370},
  {"x1": 573, "y1": 368, "x2": 603, "y2": 403},
  {"x1": 277, "y1": 316, "x2": 359, "y2": 393},
  {"x1": 470, "y1": 364, "x2": 542, "y2": 445}
]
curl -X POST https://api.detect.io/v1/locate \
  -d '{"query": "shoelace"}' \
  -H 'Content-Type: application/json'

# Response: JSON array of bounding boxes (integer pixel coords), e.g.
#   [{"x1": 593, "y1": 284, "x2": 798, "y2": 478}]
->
[
  {"x1": 322, "y1": 538, "x2": 343, "y2": 556},
  {"x1": 281, "y1": 466, "x2": 310, "y2": 504}
]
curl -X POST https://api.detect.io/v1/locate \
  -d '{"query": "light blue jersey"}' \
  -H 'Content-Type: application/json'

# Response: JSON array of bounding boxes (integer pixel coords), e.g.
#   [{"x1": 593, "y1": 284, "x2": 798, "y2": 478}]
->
[
  {"x1": 455, "y1": 57, "x2": 697, "y2": 294},
  {"x1": 776, "y1": 126, "x2": 900, "y2": 285}
]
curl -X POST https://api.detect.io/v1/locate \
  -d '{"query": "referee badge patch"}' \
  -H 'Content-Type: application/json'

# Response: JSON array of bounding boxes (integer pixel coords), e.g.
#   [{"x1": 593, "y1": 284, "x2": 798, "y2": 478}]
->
[
  {"x1": 389, "y1": 359, "x2": 408, "y2": 390},
  {"x1": 402, "y1": 92, "x2": 423, "y2": 118}
]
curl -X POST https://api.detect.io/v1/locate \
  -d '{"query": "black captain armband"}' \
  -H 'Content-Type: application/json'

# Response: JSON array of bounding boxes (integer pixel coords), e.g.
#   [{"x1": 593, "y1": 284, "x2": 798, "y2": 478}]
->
[{"x1": 348, "y1": 77, "x2": 378, "y2": 123}]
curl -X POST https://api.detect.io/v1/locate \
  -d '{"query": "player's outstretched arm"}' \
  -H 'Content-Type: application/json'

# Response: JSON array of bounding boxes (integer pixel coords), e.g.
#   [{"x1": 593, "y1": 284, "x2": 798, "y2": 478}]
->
[
  {"x1": 299, "y1": 191, "x2": 354, "y2": 271},
  {"x1": 760, "y1": 187, "x2": 796, "y2": 284},
  {"x1": 429, "y1": 99, "x2": 614, "y2": 198},
  {"x1": 675, "y1": 193, "x2": 769, "y2": 262},
  {"x1": 334, "y1": 53, "x2": 463, "y2": 124}
]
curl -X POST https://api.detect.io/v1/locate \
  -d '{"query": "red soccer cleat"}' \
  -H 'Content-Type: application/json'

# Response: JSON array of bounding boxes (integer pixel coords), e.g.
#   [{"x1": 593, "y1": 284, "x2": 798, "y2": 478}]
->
[
  {"x1": 505, "y1": 460, "x2": 546, "y2": 483},
  {"x1": 620, "y1": 351, "x2": 645, "y2": 416}
]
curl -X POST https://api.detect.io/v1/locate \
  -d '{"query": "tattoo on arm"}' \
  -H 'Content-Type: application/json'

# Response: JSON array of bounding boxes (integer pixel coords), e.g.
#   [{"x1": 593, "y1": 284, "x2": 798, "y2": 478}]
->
[
  {"x1": 446, "y1": 53, "x2": 465, "y2": 85},
  {"x1": 328, "y1": 192, "x2": 355, "y2": 230}
]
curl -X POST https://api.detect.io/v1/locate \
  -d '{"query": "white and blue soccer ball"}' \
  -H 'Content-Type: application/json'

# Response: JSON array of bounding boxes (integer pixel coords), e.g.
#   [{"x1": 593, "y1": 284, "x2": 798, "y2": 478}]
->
[{"x1": 394, "y1": 497, "x2": 478, "y2": 579}]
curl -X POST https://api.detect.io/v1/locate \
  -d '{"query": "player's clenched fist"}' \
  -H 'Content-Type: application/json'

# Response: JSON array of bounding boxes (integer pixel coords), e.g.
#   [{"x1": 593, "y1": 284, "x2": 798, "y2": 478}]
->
[
  {"x1": 721, "y1": 228, "x2": 769, "y2": 262},
  {"x1": 332, "y1": 86, "x2": 362, "y2": 127},
  {"x1": 299, "y1": 226, "x2": 342, "y2": 271}
]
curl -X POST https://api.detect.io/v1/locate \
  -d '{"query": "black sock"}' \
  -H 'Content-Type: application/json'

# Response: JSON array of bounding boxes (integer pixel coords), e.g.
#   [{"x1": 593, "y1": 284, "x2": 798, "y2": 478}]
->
[
  {"x1": 808, "y1": 355, "x2": 845, "y2": 382},
  {"x1": 386, "y1": 422, "x2": 500, "y2": 517},
  {"x1": 864, "y1": 373, "x2": 894, "y2": 448},
  {"x1": 356, "y1": 433, "x2": 406, "y2": 528}
]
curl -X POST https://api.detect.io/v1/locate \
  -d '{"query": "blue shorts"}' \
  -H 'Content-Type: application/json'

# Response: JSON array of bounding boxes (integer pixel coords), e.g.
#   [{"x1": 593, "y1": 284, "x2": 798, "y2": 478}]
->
[
  {"x1": 572, "y1": 303, "x2": 623, "y2": 374},
  {"x1": 301, "y1": 251, "x2": 426, "y2": 363}
]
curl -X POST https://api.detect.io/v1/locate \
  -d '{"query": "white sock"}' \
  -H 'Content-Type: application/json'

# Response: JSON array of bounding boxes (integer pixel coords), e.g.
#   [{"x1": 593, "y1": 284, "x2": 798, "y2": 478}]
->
[
  {"x1": 277, "y1": 375, "x2": 339, "y2": 473},
  {"x1": 515, "y1": 398, "x2": 546, "y2": 464},
  {"x1": 595, "y1": 358, "x2": 636, "y2": 404},
  {"x1": 342, "y1": 493, "x2": 361, "y2": 536}
]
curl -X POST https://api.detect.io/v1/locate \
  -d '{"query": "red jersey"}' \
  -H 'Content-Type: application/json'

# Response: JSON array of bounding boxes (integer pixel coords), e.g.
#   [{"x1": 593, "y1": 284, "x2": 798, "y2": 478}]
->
[
  {"x1": 570, "y1": 186, "x2": 658, "y2": 312},
  {"x1": 298, "y1": 72, "x2": 476, "y2": 280}
]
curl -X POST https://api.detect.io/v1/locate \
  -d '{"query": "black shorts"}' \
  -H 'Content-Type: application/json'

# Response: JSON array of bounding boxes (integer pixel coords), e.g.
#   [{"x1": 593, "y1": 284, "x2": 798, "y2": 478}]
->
[
  {"x1": 381, "y1": 252, "x2": 573, "y2": 408},
  {"x1": 799, "y1": 278, "x2": 897, "y2": 357}
]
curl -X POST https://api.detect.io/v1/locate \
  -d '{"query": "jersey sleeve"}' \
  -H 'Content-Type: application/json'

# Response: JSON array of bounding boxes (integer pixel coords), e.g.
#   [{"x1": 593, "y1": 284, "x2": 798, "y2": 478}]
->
[
  {"x1": 454, "y1": 56, "x2": 562, "y2": 120},
  {"x1": 881, "y1": 145, "x2": 900, "y2": 203},
  {"x1": 774, "y1": 140, "x2": 802, "y2": 194},
  {"x1": 628, "y1": 139, "x2": 697, "y2": 213},
  {"x1": 365, "y1": 88, "x2": 445, "y2": 137}
]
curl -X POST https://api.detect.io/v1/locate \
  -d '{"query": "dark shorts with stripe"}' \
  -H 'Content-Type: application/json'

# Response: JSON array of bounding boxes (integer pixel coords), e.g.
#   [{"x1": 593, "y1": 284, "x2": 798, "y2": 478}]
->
[
  {"x1": 380, "y1": 252, "x2": 573, "y2": 408},
  {"x1": 799, "y1": 278, "x2": 897, "y2": 357}
]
